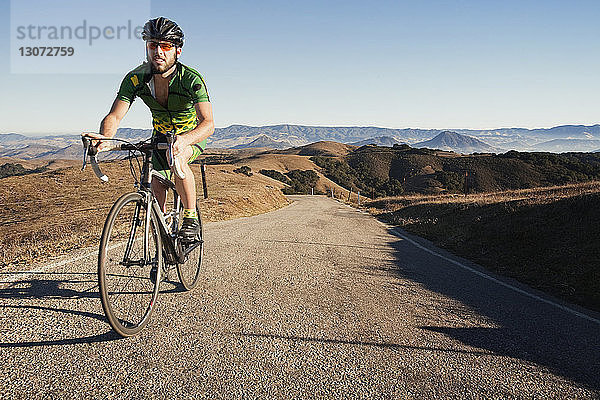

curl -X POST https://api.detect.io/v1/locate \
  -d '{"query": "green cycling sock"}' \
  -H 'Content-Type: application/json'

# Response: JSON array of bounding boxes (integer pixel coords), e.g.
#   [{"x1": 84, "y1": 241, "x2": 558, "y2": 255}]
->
[{"x1": 183, "y1": 209, "x2": 198, "y2": 220}]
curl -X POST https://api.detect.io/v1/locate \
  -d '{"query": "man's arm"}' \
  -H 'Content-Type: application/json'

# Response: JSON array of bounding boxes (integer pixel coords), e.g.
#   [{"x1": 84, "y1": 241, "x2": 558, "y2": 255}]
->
[
  {"x1": 100, "y1": 99, "x2": 130, "y2": 138},
  {"x1": 173, "y1": 102, "x2": 215, "y2": 156},
  {"x1": 83, "y1": 99, "x2": 131, "y2": 150}
]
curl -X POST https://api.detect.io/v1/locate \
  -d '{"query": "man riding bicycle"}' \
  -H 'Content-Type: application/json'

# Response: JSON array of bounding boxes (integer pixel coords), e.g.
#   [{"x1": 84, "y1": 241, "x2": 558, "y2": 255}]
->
[{"x1": 87, "y1": 17, "x2": 214, "y2": 241}]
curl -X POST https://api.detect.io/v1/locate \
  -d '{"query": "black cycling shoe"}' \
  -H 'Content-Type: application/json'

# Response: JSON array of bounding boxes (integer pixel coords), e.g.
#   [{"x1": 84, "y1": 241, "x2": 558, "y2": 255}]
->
[{"x1": 179, "y1": 217, "x2": 200, "y2": 242}]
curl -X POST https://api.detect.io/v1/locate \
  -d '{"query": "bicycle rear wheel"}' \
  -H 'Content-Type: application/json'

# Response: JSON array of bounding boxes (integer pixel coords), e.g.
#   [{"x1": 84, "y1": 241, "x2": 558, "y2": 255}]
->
[
  {"x1": 177, "y1": 199, "x2": 203, "y2": 290},
  {"x1": 98, "y1": 192, "x2": 162, "y2": 337}
]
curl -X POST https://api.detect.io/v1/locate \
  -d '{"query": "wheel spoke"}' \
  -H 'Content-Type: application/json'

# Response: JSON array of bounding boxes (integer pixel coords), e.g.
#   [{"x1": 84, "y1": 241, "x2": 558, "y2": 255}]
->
[{"x1": 98, "y1": 193, "x2": 162, "y2": 337}]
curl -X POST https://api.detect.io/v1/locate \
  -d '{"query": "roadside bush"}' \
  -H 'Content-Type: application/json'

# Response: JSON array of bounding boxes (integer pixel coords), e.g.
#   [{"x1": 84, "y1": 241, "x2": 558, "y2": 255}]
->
[
  {"x1": 282, "y1": 169, "x2": 320, "y2": 195},
  {"x1": 435, "y1": 170, "x2": 463, "y2": 192},
  {"x1": 0, "y1": 163, "x2": 47, "y2": 179},
  {"x1": 260, "y1": 169, "x2": 290, "y2": 184},
  {"x1": 233, "y1": 165, "x2": 253, "y2": 176}
]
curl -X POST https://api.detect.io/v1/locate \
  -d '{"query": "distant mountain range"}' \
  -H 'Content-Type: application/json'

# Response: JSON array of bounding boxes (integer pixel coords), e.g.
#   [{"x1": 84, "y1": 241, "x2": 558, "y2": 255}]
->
[
  {"x1": 531, "y1": 139, "x2": 600, "y2": 153},
  {"x1": 232, "y1": 134, "x2": 292, "y2": 150},
  {"x1": 413, "y1": 131, "x2": 499, "y2": 154},
  {"x1": 206, "y1": 123, "x2": 600, "y2": 153},
  {"x1": 350, "y1": 136, "x2": 404, "y2": 147},
  {"x1": 2, "y1": 124, "x2": 600, "y2": 160}
]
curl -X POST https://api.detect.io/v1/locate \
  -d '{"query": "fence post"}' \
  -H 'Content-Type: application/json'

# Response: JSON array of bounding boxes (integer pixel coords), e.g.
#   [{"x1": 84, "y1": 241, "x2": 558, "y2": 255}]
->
[
  {"x1": 358, "y1": 191, "x2": 360, "y2": 206},
  {"x1": 201, "y1": 162, "x2": 208, "y2": 199},
  {"x1": 311, "y1": 187, "x2": 314, "y2": 196}
]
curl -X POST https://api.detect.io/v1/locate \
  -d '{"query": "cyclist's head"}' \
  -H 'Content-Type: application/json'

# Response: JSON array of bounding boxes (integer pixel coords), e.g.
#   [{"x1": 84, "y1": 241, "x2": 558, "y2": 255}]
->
[
  {"x1": 143, "y1": 17, "x2": 183, "y2": 74},
  {"x1": 142, "y1": 17, "x2": 184, "y2": 48}
]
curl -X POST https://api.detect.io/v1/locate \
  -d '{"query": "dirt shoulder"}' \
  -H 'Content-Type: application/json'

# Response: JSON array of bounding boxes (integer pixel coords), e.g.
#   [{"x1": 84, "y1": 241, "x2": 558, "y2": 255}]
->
[
  {"x1": 364, "y1": 181, "x2": 600, "y2": 312},
  {"x1": 0, "y1": 161, "x2": 290, "y2": 270}
]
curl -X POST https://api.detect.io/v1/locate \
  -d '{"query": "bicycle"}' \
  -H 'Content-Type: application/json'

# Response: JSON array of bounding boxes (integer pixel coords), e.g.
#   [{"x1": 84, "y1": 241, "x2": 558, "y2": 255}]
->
[{"x1": 82, "y1": 132, "x2": 204, "y2": 337}]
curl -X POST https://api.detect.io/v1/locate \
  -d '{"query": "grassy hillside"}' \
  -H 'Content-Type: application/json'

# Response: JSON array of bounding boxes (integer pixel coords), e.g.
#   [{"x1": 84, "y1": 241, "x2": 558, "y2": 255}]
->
[
  {"x1": 313, "y1": 145, "x2": 600, "y2": 197},
  {"x1": 230, "y1": 149, "x2": 360, "y2": 200},
  {"x1": 366, "y1": 181, "x2": 600, "y2": 312},
  {"x1": 280, "y1": 141, "x2": 357, "y2": 157},
  {"x1": 0, "y1": 160, "x2": 290, "y2": 270}
]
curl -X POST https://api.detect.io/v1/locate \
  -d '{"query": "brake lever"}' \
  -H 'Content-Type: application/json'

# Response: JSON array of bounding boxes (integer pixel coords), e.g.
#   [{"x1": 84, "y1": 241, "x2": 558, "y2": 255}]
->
[
  {"x1": 81, "y1": 135, "x2": 108, "y2": 182},
  {"x1": 90, "y1": 154, "x2": 109, "y2": 183},
  {"x1": 81, "y1": 136, "x2": 91, "y2": 171}
]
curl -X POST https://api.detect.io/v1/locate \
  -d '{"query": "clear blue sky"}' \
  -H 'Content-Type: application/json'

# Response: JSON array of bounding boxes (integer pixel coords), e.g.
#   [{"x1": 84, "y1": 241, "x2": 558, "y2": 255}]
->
[{"x1": 1, "y1": 0, "x2": 599, "y2": 134}]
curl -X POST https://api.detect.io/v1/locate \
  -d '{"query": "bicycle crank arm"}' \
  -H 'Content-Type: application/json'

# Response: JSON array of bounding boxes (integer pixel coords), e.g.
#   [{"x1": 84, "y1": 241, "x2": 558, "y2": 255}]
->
[
  {"x1": 182, "y1": 240, "x2": 203, "y2": 257},
  {"x1": 119, "y1": 259, "x2": 147, "y2": 267}
]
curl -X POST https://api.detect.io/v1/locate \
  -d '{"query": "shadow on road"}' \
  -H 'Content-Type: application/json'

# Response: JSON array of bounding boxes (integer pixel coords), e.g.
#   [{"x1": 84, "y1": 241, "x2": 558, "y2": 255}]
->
[
  {"x1": 0, "y1": 331, "x2": 124, "y2": 348},
  {"x1": 228, "y1": 331, "x2": 494, "y2": 357},
  {"x1": 0, "y1": 273, "x2": 99, "y2": 299},
  {"x1": 384, "y1": 227, "x2": 600, "y2": 390},
  {"x1": 0, "y1": 270, "x2": 187, "y2": 348},
  {"x1": 0, "y1": 272, "x2": 124, "y2": 347}
]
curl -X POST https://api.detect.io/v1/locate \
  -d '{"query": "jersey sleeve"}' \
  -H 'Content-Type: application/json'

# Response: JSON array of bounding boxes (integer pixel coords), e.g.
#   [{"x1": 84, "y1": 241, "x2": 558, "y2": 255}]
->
[
  {"x1": 116, "y1": 73, "x2": 137, "y2": 103},
  {"x1": 190, "y1": 74, "x2": 210, "y2": 103}
]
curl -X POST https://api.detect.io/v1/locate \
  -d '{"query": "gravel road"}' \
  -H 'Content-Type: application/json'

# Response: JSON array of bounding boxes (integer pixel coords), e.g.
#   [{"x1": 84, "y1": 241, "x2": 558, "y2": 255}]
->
[{"x1": 1, "y1": 195, "x2": 598, "y2": 398}]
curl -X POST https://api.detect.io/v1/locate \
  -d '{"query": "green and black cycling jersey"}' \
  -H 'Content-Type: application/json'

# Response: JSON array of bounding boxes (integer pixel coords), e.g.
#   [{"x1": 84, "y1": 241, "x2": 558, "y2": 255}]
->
[{"x1": 116, "y1": 61, "x2": 210, "y2": 177}]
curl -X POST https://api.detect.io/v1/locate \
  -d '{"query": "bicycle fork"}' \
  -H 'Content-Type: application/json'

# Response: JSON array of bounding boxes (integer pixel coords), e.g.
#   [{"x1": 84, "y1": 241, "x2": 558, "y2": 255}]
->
[{"x1": 121, "y1": 192, "x2": 155, "y2": 268}]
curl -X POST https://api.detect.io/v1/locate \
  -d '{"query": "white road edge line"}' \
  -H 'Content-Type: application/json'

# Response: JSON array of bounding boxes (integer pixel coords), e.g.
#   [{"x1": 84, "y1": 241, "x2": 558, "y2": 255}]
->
[
  {"x1": 1, "y1": 241, "x2": 127, "y2": 285},
  {"x1": 382, "y1": 222, "x2": 600, "y2": 326},
  {"x1": 1, "y1": 250, "x2": 98, "y2": 285}
]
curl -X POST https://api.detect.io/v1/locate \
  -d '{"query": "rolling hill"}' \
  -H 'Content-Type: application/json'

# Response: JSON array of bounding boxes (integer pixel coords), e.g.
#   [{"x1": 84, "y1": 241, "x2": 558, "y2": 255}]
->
[
  {"x1": 281, "y1": 141, "x2": 357, "y2": 158},
  {"x1": 311, "y1": 144, "x2": 600, "y2": 197}
]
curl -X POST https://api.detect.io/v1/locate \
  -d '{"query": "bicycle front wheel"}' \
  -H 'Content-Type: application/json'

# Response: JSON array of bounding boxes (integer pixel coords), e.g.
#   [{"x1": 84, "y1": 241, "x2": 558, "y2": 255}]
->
[
  {"x1": 98, "y1": 192, "x2": 163, "y2": 337},
  {"x1": 177, "y1": 200, "x2": 203, "y2": 290}
]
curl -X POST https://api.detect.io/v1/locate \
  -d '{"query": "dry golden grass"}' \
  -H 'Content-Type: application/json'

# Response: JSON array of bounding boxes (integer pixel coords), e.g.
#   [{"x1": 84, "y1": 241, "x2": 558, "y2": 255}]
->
[
  {"x1": 0, "y1": 160, "x2": 289, "y2": 270},
  {"x1": 282, "y1": 141, "x2": 357, "y2": 157},
  {"x1": 232, "y1": 152, "x2": 364, "y2": 201},
  {"x1": 233, "y1": 153, "x2": 318, "y2": 172},
  {"x1": 0, "y1": 157, "x2": 79, "y2": 170},
  {"x1": 366, "y1": 181, "x2": 600, "y2": 212}
]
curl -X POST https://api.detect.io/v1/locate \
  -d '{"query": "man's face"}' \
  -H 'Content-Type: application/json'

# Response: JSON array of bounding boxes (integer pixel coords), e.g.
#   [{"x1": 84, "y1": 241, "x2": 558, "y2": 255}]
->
[{"x1": 146, "y1": 41, "x2": 181, "y2": 73}]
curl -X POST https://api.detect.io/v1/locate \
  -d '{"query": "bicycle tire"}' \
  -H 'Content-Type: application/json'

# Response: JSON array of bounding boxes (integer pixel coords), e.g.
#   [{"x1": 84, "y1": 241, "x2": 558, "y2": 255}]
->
[
  {"x1": 98, "y1": 192, "x2": 163, "y2": 337},
  {"x1": 177, "y1": 199, "x2": 203, "y2": 290}
]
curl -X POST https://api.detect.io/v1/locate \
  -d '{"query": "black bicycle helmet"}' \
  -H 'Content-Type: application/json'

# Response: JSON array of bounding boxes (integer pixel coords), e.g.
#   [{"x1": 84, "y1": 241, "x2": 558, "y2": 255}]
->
[{"x1": 142, "y1": 17, "x2": 184, "y2": 47}]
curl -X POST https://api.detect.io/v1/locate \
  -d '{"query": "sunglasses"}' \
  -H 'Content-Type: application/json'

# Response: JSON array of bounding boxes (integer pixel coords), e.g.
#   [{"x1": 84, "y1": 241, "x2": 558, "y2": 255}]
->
[{"x1": 147, "y1": 41, "x2": 175, "y2": 51}]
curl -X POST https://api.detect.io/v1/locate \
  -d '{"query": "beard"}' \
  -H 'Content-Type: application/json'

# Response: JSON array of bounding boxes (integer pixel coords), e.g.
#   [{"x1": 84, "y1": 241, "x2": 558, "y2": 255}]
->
[{"x1": 148, "y1": 53, "x2": 177, "y2": 74}]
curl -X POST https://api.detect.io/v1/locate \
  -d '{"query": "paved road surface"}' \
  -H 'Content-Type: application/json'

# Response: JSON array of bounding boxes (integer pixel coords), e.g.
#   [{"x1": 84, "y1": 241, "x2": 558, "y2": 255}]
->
[{"x1": 1, "y1": 196, "x2": 598, "y2": 398}]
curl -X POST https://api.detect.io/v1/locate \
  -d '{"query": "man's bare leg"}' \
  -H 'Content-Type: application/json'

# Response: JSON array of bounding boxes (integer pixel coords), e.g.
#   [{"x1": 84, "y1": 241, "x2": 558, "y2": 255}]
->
[
  {"x1": 150, "y1": 145, "x2": 195, "y2": 212},
  {"x1": 173, "y1": 145, "x2": 197, "y2": 210},
  {"x1": 173, "y1": 145, "x2": 200, "y2": 241}
]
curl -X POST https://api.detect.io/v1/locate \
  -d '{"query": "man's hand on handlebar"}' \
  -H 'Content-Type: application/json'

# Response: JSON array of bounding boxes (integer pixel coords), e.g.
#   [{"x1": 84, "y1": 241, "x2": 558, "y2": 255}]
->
[{"x1": 81, "y1": 132, "x2": 112, "y2": 152}]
